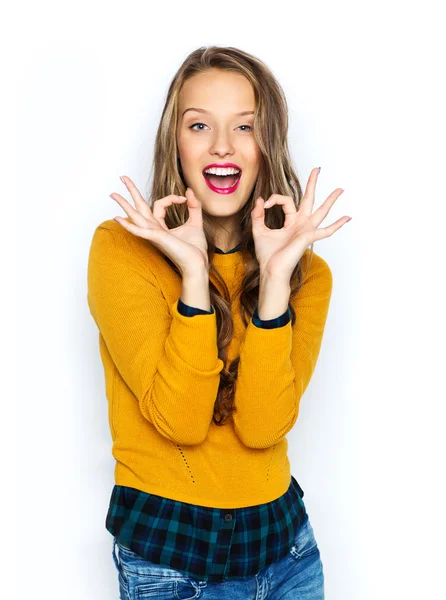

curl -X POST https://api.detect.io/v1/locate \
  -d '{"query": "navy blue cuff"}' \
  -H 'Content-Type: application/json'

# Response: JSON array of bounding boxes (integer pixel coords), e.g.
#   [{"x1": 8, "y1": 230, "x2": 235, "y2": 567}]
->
[
  {"x1": 252, "y1": 304, "x2": 291, "y2": 329},
  {"x1": 177, "y1": 297, "x2": 214, "y2": 316}
]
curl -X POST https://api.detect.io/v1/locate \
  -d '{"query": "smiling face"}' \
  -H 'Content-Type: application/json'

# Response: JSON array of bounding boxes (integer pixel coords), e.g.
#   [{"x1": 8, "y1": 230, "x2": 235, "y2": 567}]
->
[{"x1": 176, "y1": 69, "x2": 261, "y2": 223}]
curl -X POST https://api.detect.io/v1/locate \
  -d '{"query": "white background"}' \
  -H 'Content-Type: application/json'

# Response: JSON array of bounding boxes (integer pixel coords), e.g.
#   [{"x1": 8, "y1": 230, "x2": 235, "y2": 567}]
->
[{"x1": 9, "y1": 0, "x2": 446, "y2": 598}]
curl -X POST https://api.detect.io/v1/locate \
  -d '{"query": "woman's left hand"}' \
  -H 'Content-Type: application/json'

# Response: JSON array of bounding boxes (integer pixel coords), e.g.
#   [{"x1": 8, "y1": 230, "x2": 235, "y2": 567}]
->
[{"x1": 251, "y1": 167, "x2": 351, "y2": 279}]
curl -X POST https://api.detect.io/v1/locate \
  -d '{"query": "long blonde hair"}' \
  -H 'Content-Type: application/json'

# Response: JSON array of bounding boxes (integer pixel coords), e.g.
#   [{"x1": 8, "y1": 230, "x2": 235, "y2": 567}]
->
[{"x1": 146, "y1": 46, "x2": 314, "y2": 426}]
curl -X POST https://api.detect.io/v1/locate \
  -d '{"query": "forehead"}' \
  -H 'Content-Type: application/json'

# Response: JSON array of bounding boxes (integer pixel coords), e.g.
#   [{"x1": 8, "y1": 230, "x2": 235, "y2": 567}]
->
[{"x1": 178, "y1": 69, "x2": 255, "y2": 114}]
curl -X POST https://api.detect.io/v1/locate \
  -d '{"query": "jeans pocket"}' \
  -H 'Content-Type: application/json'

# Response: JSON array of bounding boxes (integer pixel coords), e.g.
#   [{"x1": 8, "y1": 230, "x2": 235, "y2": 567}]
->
[
  {"x1": 134, "y1": 579, "x2": 202, "y2": 599},
  {"x1": 288, "y1": 514, "x2": 319, "y2": 561},
  {"x1": 115, "y1": 540, "x2": 203, "y2": 599}
]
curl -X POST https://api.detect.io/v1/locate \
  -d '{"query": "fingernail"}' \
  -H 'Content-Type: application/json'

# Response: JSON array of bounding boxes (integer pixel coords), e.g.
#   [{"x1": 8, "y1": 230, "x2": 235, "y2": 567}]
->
[
  {"x1": 179, "y1": 196, "x2": 187, "y2": 200},
  {"x1": 120, "y1": 176, "x2": 126, "y2": 184},
  {"x1": 318, "y1": 167, "x2": 321, "y2": 174}
]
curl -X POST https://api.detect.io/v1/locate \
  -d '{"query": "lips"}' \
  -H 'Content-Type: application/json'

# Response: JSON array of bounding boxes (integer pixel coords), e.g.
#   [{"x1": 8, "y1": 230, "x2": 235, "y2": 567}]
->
[
  {"x1": 203, "y1": 162, "x2": 242, "y2": 171},
  {"x1": 202, "y1": 163, "x2": 242, "y2": 195}
]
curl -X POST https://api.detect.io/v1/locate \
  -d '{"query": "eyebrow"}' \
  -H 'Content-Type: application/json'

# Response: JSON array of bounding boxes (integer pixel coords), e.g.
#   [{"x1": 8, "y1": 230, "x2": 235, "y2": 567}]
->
[{"x1": 182, "y1": 108, "x2": 255, "y2": 118}]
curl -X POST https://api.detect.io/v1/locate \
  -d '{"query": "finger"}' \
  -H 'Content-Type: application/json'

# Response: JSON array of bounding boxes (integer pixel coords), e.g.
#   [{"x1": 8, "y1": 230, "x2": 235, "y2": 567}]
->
[
  {"x1": 184, "y1": 188, "x2": 204, "y2": 228},
  {"x1": 250, "y1": 196, "x2": 269, "y2": 235},
  {"x1": 152, "y1": 194, "x2": 187, "y2": 230},
  {"x1": 313, "y1": 215, "x2": 352, "y2": 241},
  {"x1": 263, "y1": 194, "x2": 297, "y2": 226},
  {"x1": 310, "y1": 189, "x2": 344, "y2": 227},
  {"x1": 120, "y1": 175, "x2": 152, "y2": 219},
  {"x1": 113, "y1": 216, "x2": 161, "y2": 241},
  {"x1": 300, "y1": 167, "x2": 321, "y2": 216},
  {"x1": 110, "y1": 193, "x2": 148, "y2": 228}
]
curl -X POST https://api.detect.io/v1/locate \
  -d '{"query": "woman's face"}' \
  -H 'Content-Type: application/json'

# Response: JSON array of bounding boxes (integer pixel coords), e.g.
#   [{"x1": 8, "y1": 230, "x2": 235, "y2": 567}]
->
[{"x1": 176, "y1": 69, "x2": 261, "y2": 217}]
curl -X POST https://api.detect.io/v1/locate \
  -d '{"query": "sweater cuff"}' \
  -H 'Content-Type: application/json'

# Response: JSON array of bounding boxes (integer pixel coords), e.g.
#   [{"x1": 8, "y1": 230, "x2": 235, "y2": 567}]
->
[
  {"x1": 168, "y1": 298, "x2": 221, "y2": 372},
  {"x1": 177, "y1": 297, "x2": 214, "y2": 316},
  {"x1": 252, "y1": 304, "x2": 291, "y2": 329}
]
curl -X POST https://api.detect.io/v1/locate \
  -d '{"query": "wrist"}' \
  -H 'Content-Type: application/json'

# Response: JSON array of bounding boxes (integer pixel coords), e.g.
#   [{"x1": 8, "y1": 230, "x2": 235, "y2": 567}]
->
[
  {"x1": 181, "y1": 263, "x2": 210, "y2": 279},
  {"x1": 258, "y1": 274, "x2": 291, "y2": 320},
  {"x1": 259, "y1": 270, "x2": 291, "y2": 287},
  {"x1": 180, "y1": 270, "x2": 211, "y2": 312}
]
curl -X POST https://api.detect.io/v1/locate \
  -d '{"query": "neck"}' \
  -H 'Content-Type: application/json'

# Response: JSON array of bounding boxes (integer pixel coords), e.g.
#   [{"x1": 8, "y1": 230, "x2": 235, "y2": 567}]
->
[
  {"x1": 214, "y1": 223, "x2": 241, "y2": 253},
  {"x1": 215, "y1": 241, "x2": 240, "y2": 252}
]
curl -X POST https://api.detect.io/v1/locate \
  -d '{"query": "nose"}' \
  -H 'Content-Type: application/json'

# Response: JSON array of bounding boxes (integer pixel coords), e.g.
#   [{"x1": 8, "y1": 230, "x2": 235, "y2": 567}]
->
[{"x1": 209, "y1": 127, "x2": 235, "y2": 157}]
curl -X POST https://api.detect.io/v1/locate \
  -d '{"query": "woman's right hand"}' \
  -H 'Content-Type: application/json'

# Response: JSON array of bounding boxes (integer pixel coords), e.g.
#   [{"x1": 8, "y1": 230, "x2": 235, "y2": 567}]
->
[{"x1": 111, "y1": 176, "x2": 209, "y2": 275}]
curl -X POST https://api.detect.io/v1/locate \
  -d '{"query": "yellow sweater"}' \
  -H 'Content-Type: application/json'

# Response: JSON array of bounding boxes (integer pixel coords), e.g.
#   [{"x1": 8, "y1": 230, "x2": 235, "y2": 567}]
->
[{"x1": 87, "y1": 219, "x2": 333, "y2": 509}]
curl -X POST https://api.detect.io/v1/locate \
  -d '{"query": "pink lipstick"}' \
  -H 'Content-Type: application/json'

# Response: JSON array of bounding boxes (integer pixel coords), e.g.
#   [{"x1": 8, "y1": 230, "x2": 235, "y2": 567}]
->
[{"x1": 202, "y1": 163, "x2": 242, "y2": 195}]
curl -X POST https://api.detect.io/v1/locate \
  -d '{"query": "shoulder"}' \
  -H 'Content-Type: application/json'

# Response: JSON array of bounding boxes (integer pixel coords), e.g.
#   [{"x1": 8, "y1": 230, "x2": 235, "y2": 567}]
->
[
  {"x1": 89, "y1": 218, "x2": 164, "y2": 260},
  {"x1": 88, "y1": 218, "x2": 169, "y2": 280},
  {"x1": 302, "y1": 247, "x2": 332, "y2": 281},
  {"x1": 297, "y1": 248, "x2": 333, "y2": 297}
]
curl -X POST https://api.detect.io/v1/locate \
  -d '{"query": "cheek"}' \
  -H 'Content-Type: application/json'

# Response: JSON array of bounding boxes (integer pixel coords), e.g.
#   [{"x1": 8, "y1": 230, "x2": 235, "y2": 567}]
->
[
  {"x1": 247, "y1": 140, "x2": 261, "y2": 166},
  {"x1": 176, "y1": 134, "x2": 185, "y2": 156},
  {"x1": 177, "y1": 135, "x2": 201, "y2": 168},
  {"x1": 177, "y1": 144, "x2": 193, "y2": 171},
  {"x1": 247, "y1": 151, "x2": 261, "y2": 177}
]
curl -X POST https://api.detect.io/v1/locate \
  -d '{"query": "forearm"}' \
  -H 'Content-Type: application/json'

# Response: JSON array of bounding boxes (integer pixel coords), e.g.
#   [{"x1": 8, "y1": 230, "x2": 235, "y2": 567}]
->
[
  {"x1": 233, "y1": 259, "x2": 333, "y2": 449},
  {"x1": 87, "y1": 227, "x2": 224, "y2": 447},
  {"x1": 181, "y1": 268, "x2": 211, "y2": 312},
  {"x1": 258, "y1": 271, "x2": 291, "y2": 319}
]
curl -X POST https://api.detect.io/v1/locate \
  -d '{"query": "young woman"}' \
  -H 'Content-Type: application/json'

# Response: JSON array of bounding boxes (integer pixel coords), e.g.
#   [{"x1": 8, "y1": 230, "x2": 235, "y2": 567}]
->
[{"x1": 87, "y1": 45, "x2": 351, "y2": 600}]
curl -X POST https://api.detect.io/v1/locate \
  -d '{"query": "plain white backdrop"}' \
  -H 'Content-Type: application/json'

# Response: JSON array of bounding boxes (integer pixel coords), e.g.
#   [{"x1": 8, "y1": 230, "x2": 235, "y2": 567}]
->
[{"x1": 10, "y1": 0, "x2": 445, "y2": 598}]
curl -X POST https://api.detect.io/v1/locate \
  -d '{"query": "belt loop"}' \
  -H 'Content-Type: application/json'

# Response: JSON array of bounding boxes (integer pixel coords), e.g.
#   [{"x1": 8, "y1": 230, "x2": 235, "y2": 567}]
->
[{"x1": 112, "y1": 537, "x2": 121, "y2": 571}]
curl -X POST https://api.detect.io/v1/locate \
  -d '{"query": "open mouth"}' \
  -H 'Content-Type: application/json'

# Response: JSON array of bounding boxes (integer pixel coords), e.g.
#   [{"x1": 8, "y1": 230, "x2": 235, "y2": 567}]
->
[{"x1": 202, "y1": 170, "x2": 242, "y2": 194}]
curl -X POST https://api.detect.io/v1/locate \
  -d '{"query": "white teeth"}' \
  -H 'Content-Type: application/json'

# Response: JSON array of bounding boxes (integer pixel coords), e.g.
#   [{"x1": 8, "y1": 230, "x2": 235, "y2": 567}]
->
[{"x1": 203, "y1": 167, "x2": 240, "y2": 176}]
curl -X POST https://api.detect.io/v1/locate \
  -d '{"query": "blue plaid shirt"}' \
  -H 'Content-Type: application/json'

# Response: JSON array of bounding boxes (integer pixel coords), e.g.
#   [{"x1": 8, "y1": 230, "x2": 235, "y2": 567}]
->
[{"x1": 107, "y1": 245, "x2": 305, "y2": 582}]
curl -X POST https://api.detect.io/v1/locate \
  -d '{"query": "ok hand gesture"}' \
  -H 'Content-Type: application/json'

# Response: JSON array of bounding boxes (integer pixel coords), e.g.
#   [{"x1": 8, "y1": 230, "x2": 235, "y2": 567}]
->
[
  {"x1": 111, "y1": 177, "x2": 209, "y2": 275},
  {"x1": 251, "y1": 167, "x2": 351, "y2": 279}
]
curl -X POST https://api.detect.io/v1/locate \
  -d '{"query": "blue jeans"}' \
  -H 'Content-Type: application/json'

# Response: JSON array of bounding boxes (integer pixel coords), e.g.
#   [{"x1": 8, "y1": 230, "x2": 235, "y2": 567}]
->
[{"x1": 112, "y1": 513, "x2": 325, "y2": 599}]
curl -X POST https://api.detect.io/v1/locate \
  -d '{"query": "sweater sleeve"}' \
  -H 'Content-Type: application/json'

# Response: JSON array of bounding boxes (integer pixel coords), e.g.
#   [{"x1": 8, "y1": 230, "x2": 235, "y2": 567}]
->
[
  {"x1": 87, "y1": 225, "x2": 224, "y2": 445},
  {"x1": 232, "y1": 253, "x2": 333, "y2": 449},
  {"x1": 252, "y1": 304, "x2": 291, "y2": 328},
  {"x1": 177, "y1": 297, "x2": 214, "y2": 316},
  {"x1": 178, "y1": 298, "x2": 290, "y2": 328}
]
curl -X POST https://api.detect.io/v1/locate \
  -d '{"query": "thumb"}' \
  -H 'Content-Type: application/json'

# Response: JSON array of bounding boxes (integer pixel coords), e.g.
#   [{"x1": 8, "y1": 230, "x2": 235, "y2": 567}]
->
[
  {"x1": 251, "y1": 196, "x2": 269, "y2": 236},
  {"x1": 185, "y1": 187, "x2": 203, "y2": 225},
  {"x1": 185, "y1": 187, "x2": 201, "y2": 209},
  {"x1": 251, "y1": 196, "x2": 265, "y2": 222}
]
